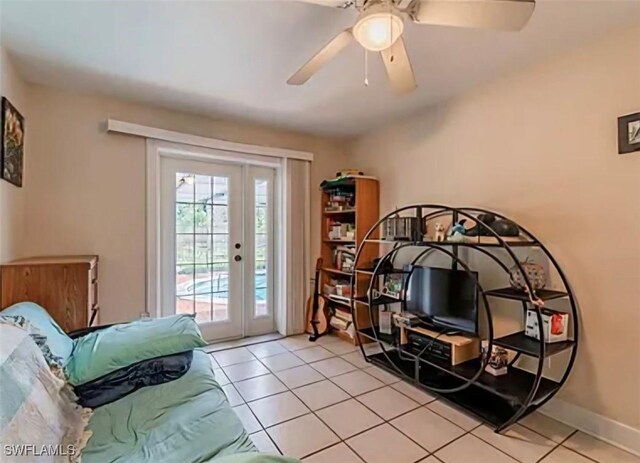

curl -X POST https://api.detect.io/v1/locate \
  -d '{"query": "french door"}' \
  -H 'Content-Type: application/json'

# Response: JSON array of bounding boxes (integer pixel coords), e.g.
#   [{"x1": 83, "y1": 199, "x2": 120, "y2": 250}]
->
[{"x1": 160, "y1": 157, "x2": 275, "y2": 341}]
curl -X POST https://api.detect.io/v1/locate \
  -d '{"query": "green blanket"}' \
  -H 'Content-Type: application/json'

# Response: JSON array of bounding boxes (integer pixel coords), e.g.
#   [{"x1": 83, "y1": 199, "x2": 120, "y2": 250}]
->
[{"x1": 83, "y1": 350, "x2": 296, "y2": 463}]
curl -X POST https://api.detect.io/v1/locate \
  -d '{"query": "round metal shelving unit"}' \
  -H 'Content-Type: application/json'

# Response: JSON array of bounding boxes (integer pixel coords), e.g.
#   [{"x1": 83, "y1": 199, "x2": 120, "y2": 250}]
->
[{"x1": 349, "y1": 205, "x2": 579, "y2": 432}]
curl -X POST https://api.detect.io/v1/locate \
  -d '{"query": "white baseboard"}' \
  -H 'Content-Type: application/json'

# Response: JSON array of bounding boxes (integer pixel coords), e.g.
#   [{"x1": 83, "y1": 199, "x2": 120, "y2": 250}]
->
[{"x1": 540, "y1": 398, "x2": 640, "y2": 457}]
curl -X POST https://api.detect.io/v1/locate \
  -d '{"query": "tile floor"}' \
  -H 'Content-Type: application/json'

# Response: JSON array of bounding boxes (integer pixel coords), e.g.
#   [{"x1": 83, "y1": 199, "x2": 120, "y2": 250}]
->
[{"x1": 206, "y1": 334, "x2": 640, "y2": 463}]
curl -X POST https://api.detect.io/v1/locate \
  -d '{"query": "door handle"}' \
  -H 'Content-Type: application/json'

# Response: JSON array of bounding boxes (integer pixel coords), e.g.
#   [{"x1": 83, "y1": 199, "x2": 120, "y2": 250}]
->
[{"x1": 234, "y1": 255, "x2": 242, "y2": 262}]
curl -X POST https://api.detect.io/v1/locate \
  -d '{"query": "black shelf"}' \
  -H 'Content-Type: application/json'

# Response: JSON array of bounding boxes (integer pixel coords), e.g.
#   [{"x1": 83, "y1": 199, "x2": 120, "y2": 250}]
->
[
  {"x1": 399, "y1": 345, "x2": 560, "y2": 406},
  {"x1": 485, "y1": 287, "x2": 569, "y2": 302},
  {"x1": 415, "y1": 372, "x2": 519, "y2": 427},
  {"x1": 368, "y1": 348, "x2": 416, "y2": 379},
  {"x1": 353, "y1": 294, "x2": 401, "y2": 306},
  {"x1": 355, "y1": 267, "x2": 408, "y2": 275},
  {"x1": 369, "y1": 350, "x2": 526, "y2": 427},
  {"x1": 364, "y1": 239, "x2": 539, "y2": 248},
  {"x1": 351, "y1": 204, "x2": 578, "y2": 432},
  {"x1": 494, "y1": 332, "x2": 575, "y2": 358},
  {"x1": 358, "y1": 327, "x2": 396, "y2": 346},
  {"x1": 372, "y1": 351, "x2": 560, "y2": 407},
  {"x1": 450, "y1": 360, "x2": 560, "y2": 406}
]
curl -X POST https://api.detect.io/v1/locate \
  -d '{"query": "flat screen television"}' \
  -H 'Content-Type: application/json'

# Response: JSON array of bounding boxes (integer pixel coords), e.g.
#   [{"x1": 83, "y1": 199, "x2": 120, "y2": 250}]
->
[{"x1": 405, "y1": 266, "x2": 479, "y2": 335}]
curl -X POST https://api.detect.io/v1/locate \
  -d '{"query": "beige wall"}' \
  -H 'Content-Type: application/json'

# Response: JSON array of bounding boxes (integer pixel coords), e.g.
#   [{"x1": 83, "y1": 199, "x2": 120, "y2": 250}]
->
[
  {"x1": 21, "y1": 84, "x2": 345, "y2": 324},
  {"x1": 348, "y1": 24, "x2": 640, "y2": 428},
  {"x1": 0, "y1": 47, "x2": 28, "y2": 263}
]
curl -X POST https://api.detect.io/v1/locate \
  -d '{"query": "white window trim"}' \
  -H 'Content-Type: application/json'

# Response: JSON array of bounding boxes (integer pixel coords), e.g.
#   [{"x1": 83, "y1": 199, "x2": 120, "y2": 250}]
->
[
  {"x1": 108, "y1": 119, "x2": 313, "y2": 161},
  {"x1": 145, "y1": 138, "x2": 306, "y2": 337}
]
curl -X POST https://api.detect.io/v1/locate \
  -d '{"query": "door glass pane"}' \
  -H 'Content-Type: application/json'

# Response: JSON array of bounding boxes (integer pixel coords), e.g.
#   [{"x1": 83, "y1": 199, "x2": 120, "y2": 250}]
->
[
  {"x1": 176, "y1": 173, "x2": 195, "y2": 202},
  {"x1": 176, "y1": 172, "x2": 230, "y2": 323},
  {"x1": 212, "y1": 206, "x2": 228, "y2": 233},
  {"x1": 255, "y1": 179, "x2": 269, "y2": 317},
  {"x1": 194, "y1": 265, "x2": 212, "y2": 323},
  {"x1": 176, "y1": 203, "x2": 195, "y2": 234},
  {"x1": 212, "y1": 270, "x2": 229, "y2": 322},
  {"x1": 176, "y1": 264, "x2": 195, "y2": 316},
  {"x1": 212, "y1": 234, "x2": 229, "y2": 264},
  {"x1": 213, "y1": 177, "x2": 228, "y2": 205},
  {"x1": 195, "y1": 175, "x2": 212, "y2": 204},
  {"x1": 176, "y1": 234, "x2": 194, "y2": 264},
  {"x1": 195, "y1": 235, "x2": 212, "y2": 264},
  {"x1": 194, "y1": 204, "x2": 213, "y2": 234}
]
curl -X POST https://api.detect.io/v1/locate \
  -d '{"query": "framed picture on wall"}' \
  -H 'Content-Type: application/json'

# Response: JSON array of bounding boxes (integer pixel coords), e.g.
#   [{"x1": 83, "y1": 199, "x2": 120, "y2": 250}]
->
[
  {"x1": 618, "y1": 112, "x2": 640, "y2": 155},
  {"x1": 1, "y1": 97, "x2": 25, "y2": 187}
]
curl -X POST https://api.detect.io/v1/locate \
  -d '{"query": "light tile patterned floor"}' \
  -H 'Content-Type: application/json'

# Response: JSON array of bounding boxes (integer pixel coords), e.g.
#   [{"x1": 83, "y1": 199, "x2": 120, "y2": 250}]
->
[{"x1": 207, "y1": 334, "x2": 640, "y2": 463}]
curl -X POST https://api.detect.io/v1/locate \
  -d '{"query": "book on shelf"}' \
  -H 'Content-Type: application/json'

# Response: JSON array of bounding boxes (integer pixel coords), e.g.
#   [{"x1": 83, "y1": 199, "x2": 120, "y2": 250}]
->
[
  {"x1": 327, "y1": 219, "x2": 355, "y2": 241},
  {"x1": 324, "y1": 294, "x2": 351, "y2": 306},
  {"x1": 323, "y1": 187, "x2": 355, "y2": 211},
  {"x1": 333, "y1": 245, "x2": 356, "y2": 272},
  {"x1": 330, "y1": 309, "x2": 354, "y2": 334}
]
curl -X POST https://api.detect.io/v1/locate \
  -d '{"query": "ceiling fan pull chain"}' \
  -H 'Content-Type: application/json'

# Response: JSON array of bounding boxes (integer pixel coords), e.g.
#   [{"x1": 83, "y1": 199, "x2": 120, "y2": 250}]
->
[
  {"x1": 364, "y1": 49, "x2": 369, "y2": 87},
  {"x1": 389, "y1": 3, "x2": 393, "y2": 48}
]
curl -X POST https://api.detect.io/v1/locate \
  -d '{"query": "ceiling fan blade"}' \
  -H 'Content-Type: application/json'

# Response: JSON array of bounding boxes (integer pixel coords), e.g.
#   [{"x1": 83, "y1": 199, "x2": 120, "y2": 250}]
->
[
  {"x1": 295, "y1": 0, "x2": 353, "y2": 7},
  {"x1": 410, "y1": 0, "x2": 535, "y2": 31},
  {"x1": 380, "y1": 37, "x2": 417, "y2": 94},
  {"x1": 287, "y1": 29, "x2": 354, "y2": 85}
]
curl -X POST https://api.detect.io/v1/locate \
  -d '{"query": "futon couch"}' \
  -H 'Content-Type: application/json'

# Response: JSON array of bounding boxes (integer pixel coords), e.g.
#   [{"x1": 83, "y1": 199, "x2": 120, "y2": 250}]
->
[{"x1": 0, "y1": 303, "x2": 297, "y2": 463}]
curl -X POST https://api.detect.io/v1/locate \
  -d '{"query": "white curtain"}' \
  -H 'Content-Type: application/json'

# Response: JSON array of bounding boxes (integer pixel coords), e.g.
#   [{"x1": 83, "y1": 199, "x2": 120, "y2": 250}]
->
[{"x1": 279, "y1": 158, "x2": 311, "y2": 335}]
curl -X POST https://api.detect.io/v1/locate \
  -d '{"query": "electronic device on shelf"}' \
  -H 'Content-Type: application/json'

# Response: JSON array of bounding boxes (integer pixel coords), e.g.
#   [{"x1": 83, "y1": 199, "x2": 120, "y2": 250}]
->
[
  {"x1": 393, "y1": 312, "x2": 422, "y2": 328},
  {"x1": 405, "y1": 266, "x2": 479, "y2": 335},
  {"x1": 382, "y1": 216, "x2": 421, "y2": 241},
  {"x1": 407, "y1": 332, "x2": 453, "y2": 362},
  {"x1": 404, "y1": 326, "x2": 480, "y2": 366}
]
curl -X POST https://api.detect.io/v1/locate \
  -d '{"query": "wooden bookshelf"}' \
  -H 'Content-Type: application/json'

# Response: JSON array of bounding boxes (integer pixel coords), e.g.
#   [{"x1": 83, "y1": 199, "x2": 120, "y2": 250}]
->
[{"x1": 319, "y1": 177, "x2": 379, "y2": 344}]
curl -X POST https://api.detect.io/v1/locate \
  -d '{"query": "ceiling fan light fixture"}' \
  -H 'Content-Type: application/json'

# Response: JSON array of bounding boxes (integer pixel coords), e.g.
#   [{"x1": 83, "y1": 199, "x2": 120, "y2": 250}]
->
[{"x1": 353, "y1": 6, "x2": 404, "y2": 52}]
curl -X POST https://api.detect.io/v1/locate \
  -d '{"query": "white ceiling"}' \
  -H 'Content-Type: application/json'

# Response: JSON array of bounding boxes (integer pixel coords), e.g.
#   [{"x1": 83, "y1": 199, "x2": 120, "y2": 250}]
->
[{"x1": 2, "y1": 1, "x2": 639, "y2": 137}]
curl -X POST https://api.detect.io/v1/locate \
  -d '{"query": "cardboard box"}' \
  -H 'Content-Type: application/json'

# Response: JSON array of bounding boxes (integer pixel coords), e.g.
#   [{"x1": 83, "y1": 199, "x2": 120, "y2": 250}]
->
[{"x1": 525, "y1": 308, "x2": 569, "y2": 343}]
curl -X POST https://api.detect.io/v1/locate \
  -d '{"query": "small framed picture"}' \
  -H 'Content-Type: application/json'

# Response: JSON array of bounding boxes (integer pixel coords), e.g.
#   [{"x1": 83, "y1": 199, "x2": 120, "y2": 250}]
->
[
  {"x1": 1, "y1": 97, "x2": 25, "y2": 187},
  {"x1": 618, "y1": 112, "x2": 640, "y2": 155}
]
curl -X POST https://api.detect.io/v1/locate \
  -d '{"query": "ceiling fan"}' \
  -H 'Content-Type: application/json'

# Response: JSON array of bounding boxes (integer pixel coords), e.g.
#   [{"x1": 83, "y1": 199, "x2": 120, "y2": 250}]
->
[{"x1": 287, "y1": 0, "x2": 536, "y2": 94}]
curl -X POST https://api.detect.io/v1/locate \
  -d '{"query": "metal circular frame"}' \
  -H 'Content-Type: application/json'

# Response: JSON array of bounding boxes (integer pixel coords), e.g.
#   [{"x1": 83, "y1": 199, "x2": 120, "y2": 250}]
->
[
  {"x1": 364, "y1": 242, "x2": 495, "y2": 394},
  {"x1": 348, "y1": 204, "x2": 579, "y2": 432}
]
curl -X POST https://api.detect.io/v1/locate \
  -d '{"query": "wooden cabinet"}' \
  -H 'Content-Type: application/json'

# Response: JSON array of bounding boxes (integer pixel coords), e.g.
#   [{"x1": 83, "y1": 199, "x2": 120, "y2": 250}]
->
[{"x1": 1, "y1": 255, "x2": 99, "y2": 332}]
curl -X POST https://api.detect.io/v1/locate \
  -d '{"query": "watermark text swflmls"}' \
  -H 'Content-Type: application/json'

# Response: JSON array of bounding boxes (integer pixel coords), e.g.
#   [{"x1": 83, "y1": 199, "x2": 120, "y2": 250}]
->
[{"x1": 3, "y1": 444, "x2": 77, "y2": 457}]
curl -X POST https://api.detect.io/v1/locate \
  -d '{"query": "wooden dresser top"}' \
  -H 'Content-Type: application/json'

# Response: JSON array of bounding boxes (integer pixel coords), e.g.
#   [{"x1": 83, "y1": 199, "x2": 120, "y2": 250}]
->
[{"x1": 2, "y1": 255, "x2": 98, "y2": 267}]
